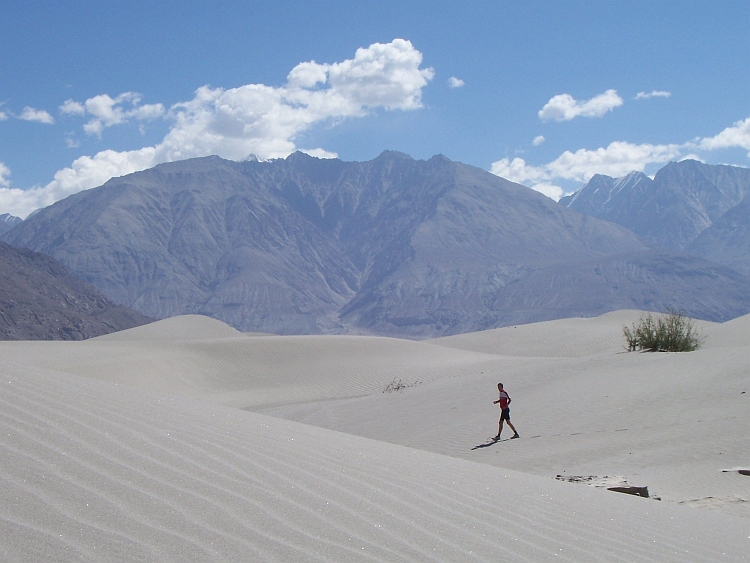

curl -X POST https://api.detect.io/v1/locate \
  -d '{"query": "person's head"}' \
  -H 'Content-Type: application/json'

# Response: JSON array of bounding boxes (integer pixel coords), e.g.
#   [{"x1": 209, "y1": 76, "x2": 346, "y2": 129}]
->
[{"x1": 497, "y1": 383, "x2": 503, "y2": 391}]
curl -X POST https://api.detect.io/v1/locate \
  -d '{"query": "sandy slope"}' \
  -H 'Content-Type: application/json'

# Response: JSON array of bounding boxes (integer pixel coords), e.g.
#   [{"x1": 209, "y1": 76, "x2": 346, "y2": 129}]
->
[
  {"x1": 2, "y1": 364, "x2": 748, "y2": 562},
  {"x1": 429, "y1": 310, "x2": 718, "y2": 357},
  {"x1": 1, "y1": 312, "x2": 749, "y2": 561}
]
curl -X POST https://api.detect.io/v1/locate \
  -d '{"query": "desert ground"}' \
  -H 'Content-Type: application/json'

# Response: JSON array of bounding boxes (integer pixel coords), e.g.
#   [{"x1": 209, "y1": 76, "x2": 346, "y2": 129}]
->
[{"x1": 1, "y1": 311, "x2": 748, "y2": 561}]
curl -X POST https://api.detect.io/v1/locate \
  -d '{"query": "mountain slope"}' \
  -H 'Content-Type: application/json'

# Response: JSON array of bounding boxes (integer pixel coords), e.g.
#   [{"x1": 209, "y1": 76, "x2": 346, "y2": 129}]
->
[
  {"x1": 4, "y1": 153, "x2": 750, "y2": 336},
  {"x1": 0, "y1": 241, "x2": 152, "y2": 340},
  {"x1": 559, "y1": 160, "x2": 750, "y2": 253},
  {"x1": 686, "y1": 194, "x2": 750, "y2": 276}
]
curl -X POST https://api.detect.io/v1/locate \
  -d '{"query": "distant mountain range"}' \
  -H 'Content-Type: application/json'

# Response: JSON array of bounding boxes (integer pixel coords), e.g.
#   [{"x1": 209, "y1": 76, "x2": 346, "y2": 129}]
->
[
  {"x1": 560, "y1": 160, "x2": 750, "y2": 275},
  {"x1": 0, "y1": 241, "x2": 152, "y2": 340},
  {"x1": 3, "y1": 153, "x2": 750, "y2": 337}
]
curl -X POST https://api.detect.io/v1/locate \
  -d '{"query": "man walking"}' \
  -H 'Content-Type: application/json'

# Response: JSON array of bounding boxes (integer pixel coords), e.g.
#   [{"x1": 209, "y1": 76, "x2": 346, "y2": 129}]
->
[{"x1": 494, "y1": 383, "x2": 519, "y2": 440}]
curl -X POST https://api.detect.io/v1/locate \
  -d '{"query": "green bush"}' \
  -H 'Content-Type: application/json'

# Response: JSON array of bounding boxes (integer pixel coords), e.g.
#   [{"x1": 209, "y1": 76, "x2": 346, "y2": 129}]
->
[{"x1": 623, "y1": 310, "x2": 703, "y2": 352}]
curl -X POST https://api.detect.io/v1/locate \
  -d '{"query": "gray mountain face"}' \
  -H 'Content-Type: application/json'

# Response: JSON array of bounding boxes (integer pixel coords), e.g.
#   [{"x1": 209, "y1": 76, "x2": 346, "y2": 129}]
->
[
  {"x1": 560, "y1": 160, "x2": 750, "y2": 253},
  {"x1": 0, "y1": 241, "x2": 152, "y2": 340},
  {"x1": 559, "y1": 159, "x2": 750, "y2": 278},
  {"x1": 559, "y1": 171, "x2": 653, "y2": 220},
  {"x1": 4, "y1": 152, "x2": 750, "y2": 337},
  {"x1": 686, "y1": 196, "x2": 750, "y2": 276},
  {"x1": 0, "y1": 214, "x2": 22, "y2": 236}
]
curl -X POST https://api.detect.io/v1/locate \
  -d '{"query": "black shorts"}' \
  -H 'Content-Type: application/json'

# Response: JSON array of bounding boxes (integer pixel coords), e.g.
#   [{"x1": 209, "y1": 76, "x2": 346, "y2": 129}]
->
[{"x1": 500, "y1": 407, "x2": 511, "y2": 421}]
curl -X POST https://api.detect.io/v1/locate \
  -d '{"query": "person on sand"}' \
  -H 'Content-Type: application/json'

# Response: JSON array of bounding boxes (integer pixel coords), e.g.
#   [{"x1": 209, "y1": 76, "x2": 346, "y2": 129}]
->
[{"x1": 493, "y1": 383, "x2": 519, "y2": 440}]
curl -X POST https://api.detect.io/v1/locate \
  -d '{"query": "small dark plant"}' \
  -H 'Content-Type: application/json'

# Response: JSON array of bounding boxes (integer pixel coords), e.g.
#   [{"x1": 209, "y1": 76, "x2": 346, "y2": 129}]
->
[
  {"x1": 623, "y1": 310, "x2": 703, "y2": 352},
  {"x1": 383, "y1": 377, "x2": 422, "y2": 393}
]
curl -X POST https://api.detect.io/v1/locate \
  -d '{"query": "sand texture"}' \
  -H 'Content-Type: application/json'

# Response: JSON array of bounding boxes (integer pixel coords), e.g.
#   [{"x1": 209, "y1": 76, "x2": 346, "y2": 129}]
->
[{"x1": 1, "y1": 312, "x2": 749, "y2": 561}]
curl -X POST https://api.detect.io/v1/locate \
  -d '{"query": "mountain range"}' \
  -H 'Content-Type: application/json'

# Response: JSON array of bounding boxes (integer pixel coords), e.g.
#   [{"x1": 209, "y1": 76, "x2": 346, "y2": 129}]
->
[
  {"x1": 0, "y1": 241, "x2": 152, "y2": 340},
  {"x1": 3, "y1": 152, "x2": 750, "y2": 337},
  {"x1": 559, "y1": 160, "x2": 750, "y2": 275}
]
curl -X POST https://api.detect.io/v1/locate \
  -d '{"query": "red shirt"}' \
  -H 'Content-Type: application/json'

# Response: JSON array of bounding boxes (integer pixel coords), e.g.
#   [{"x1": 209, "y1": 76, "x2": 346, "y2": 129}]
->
[{"x1": 498, "y1": 390, "x2": 510, "y2": 409}]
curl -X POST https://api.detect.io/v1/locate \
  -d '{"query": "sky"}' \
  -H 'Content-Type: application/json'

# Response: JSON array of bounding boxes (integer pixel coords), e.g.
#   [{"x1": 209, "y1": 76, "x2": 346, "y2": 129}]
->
[{"x1": 1, "y1": 0, "x2": 749, "y2": 218}]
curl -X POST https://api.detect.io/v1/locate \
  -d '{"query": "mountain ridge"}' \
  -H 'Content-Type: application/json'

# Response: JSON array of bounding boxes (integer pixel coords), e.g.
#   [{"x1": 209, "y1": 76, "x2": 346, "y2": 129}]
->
[
  {"x1": 560, "y1": 159, "x2": 750, "y2": 251},
  {"x1": 0, "y1": 241, "x2": 153, "y2": 340},
  {"x1": 4, "y1": 152, "x2": 750, "y2": 337}
]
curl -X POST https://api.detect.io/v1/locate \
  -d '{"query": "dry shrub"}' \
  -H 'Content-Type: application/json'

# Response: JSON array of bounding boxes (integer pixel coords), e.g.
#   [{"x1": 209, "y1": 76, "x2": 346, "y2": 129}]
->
[{"x1": 623, "y1": 310, "x2": 703, "y2": 352}]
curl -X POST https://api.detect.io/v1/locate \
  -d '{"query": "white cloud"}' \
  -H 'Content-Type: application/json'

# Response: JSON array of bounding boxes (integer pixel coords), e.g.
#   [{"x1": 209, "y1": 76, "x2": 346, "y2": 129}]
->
[
  {"x1": 60, "y1": 99, "x2": 85, "y2": 115},
  {"x1": 698, "y1": 117, "x2": 750, "y2": 156},
  {"x1": 447, "y1": 76, "x2": 465, "y2": 88},
  {"x1": 679, "y1": 154, "x2": 705, "y2": 163},
  {"x1": 64, "y1": 92, "x2": 166, "y2": 137},
  {"x1": 538, "y1": 89, "x2": 623, "y2": 122},
  {"x1": 529, "y1": 182, "x2": 564, "y2": 201},
  {"x1": 299, "y1": 148, "x2": 338, "y2": 159},
  {"x1": 635, "y1": 90, "x2": 672, "y2": 100},
  {"x1": 532, "y1": 135, "x2": 545, "y2": 146},
  {"x1": 493, "y1": 113, "x2": 750, "y2": 201},
  {"x1": 0, "y1": 111, "x2": 7, "y2": 121},
  {"x1": 0, "y1": 147, "x2": 159, "y2": 218},
  {"x1": 2, "y1": 39, "x2": 433, "y2": 218},
  {"x1": 19, "y1": 107, "x2": 55, "y2": 124},
  {"x1": 65, "y1": 137, "x2": 81, "y2": 148},
  {"x1": 491, "y1": 141, "x2": 683, "y2": 200},
  {"x1": 491, "y1": 157, "x2": 549, "y2": 185},
  {"x1": 545, "y1": 141, "x2": 682, "y2": 182},
  {"x1": 0, "y1": 163, "x2": 10, "y2": 187}
]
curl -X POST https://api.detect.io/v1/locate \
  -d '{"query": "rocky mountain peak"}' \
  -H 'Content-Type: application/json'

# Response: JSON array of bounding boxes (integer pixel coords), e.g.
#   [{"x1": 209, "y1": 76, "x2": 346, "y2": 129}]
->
[{"x1": 0, "y1": 213, "x2": 22, "y2": 236}]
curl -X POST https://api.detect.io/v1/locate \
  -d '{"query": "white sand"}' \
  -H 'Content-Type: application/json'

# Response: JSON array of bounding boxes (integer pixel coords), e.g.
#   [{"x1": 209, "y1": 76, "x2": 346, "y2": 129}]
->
[{"x1": 1, "y1": 312, "x2": 749, "y2": 561}]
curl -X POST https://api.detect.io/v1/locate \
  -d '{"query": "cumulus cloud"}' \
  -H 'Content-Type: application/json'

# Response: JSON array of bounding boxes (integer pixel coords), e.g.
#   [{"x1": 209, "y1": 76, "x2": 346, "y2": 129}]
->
[
  {"x1": 60, "y1": 92, "x2": 165, "y2": 137},
  {"x1": 447, "y1": 76, "x2": 465, "y2": 88},
  {"x1": 491, "y1": 141, "x2": 682, "y2": 200},
  {"x1": 299, "y1": 148, "x2": 339, "y2": 159},
  {"x1": 2, "y1": 39, "x2": 433, "y2": 218},
  {"x1": 698, "y1": 117, "x2": 750, "y2": 156},
  {"x1": 532, "y1": 135, "x2": 545, "y2": 146},
  {"x1": 680, "y1": 154, "x2": 705, "y2": 163},
  {"x1": 545, "y1": 141, "x2": 682, "y2": 182},
  {"x1": 19, "y1": 107, "x2": 55, "y2": 124},
  {"x1": 491, "y1": 156, "x2": 550, "y2": 185},
  {"x1": 528, "y1": 182, "x2": 564, "y2": 200},
  {"x1": 59, "y1": 99, "x2": 85, "y2": 115},
  {"x1": 635, "y1": 90, "x2": 672, "y2": 100},
  {"x1": 538, "y1": 89, "x2": 623, "y2": 122}
]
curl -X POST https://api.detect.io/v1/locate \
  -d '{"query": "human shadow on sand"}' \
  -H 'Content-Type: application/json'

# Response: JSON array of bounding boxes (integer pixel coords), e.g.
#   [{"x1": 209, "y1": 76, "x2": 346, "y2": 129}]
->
[{"x1": 471, "y1": 437, "x2": 511, "y2": 450}]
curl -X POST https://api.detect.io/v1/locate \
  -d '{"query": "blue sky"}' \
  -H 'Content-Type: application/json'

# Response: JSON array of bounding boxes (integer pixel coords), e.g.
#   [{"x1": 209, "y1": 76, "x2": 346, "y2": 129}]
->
[{"x1": 1, "y1": 0, "x2": 749, "y2": 217}]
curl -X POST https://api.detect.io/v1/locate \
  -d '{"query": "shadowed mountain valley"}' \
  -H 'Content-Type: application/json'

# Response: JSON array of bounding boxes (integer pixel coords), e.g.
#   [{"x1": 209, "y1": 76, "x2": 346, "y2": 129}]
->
[{"x1": 0, "y1": 241, "x2": 152, "y2": 340}]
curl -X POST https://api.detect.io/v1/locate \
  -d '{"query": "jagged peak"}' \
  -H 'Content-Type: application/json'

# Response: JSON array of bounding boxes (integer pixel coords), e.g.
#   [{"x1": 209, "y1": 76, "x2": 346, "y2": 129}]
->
[
  {"x1": 375, "y1": 150, "x2": 414, "y2": 161},
  {"x1": 1, "y1": 213, "x2": 22, "y2": 225},
  {"x1": 242, "y1": 153, "x2": 266, "y2": 163},
  {"x1": 428, "y1": 154, "x2": 452, "y2": 164},
  {"x1": 286, "y1": 150, "x2": 316, "y2": 161}
]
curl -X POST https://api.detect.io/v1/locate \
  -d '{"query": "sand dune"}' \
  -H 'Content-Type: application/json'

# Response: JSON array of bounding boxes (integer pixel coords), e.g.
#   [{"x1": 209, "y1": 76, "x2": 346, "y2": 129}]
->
[
  {"x1": 429, "y1": 310, "x2": 718, "y2": 357},
  {"x1": 0, "y1": 323, "x2": 501, "y2": 408},
  {"x1": 2, "y1": 364, "x2": 748, "y2": 562},
  {"x1": 1, "y1": 312, "x2": 749, "y2": 561}
]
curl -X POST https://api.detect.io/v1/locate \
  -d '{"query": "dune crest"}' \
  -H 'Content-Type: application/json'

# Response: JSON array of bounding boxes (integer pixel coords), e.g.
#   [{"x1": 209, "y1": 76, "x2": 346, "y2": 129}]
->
[{"x1": 93, "y1": 314, "x2": 243, "y2": 341}]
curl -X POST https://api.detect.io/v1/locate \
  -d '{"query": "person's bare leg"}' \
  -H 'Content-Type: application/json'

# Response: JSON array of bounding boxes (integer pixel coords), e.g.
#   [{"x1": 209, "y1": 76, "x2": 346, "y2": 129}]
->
[
  {"x1": 507, "y1": 420, "x2": 519, "y2": 437},
  {"x1": 496, "y1": 419, "x2": 504, "y2": 438}
]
